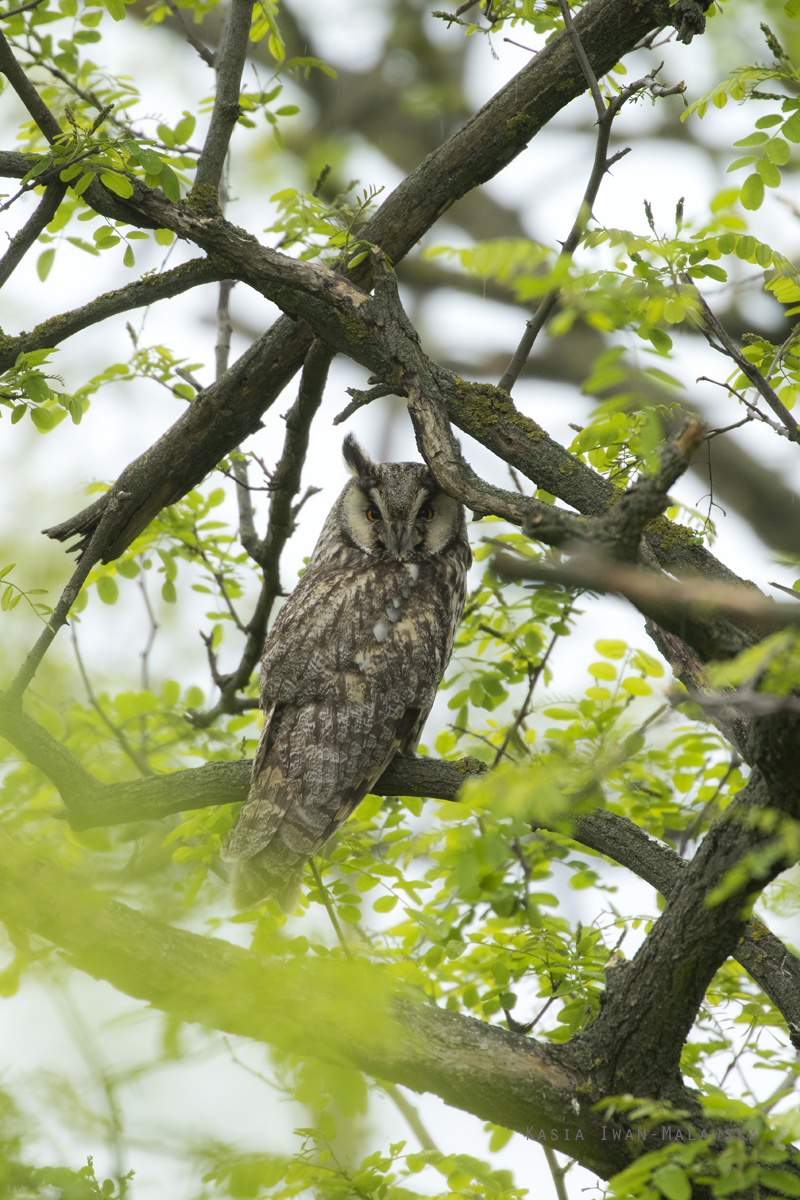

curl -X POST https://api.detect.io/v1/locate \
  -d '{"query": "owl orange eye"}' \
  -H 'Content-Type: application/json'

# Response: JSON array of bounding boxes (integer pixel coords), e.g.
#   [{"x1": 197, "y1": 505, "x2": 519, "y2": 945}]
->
[
  {"x1": 422, "y1": 506, "x2": 435, "y2": 520},
  {"x1": 366, "y1": 507, "x2": 381, "y2": 522}
]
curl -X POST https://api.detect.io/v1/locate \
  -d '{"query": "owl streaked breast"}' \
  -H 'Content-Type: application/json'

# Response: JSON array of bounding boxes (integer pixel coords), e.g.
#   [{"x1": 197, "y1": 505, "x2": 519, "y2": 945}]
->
[{"x1": 222, "y1": 433, "x2": 471, "y2": 911}]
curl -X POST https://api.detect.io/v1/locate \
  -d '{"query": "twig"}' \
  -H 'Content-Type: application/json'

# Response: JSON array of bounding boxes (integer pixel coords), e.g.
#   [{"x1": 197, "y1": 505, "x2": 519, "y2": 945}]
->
[
  {"x1": 5, "y1": 491, "x2": 126, "y2": 704},
  {"x1": 189, "y1": 342, "x2": 333, "y2": 727},
  {"x1": 769, "y1": 580, "x2": 800, "y2": 600},
  {"x1": 697, "y1": 375, "x2": 786, "y2": 436},
  {"x1": 558, "y1": 0, "x2": 605, "y2": 118},
  {"x1": 0, "y1": 0, "x2": 46, "y2": 17},
  {"x1": 192, "y1": 0, "x2": 255, "y2": 197},
  {"x1": 382, "y1": 1084, "x2": 441, "y2": 1152},
  {"x1": 0, "y1": 181, "x2": 65, "y2": 288},
  {"x1": 166, "y1": 0, "x2": 216, "y2": 68},
  {"x1": 677, "y1": 755, "x2": 740, "y2": 855},
  {"x1": 332, "y1": 381, "x2": 401, "y2": 426},
  {"x1": 215, "y1": 279, "x2": 234, "y2": 378},
  {"x1": 491, "y1": 609, "x2": 569, "y2": 765},
  {"x1": 687, "y1": 278, "x2": 800, "y2": 444},
  {"x1": 71, "y1": 625, "x2": 153, "y2": 777},
  {"x1": 503, "y1": 36, "x2": 537, "y2": 54},
  {"x1": 310, "y1": 859, "x2": 351, "y2": 958},
  {"x1": 543, "y1": 1146, "x2": 573, "y2": 1200},
  {"x1": 137, "y1": 563, "x2": 159, "y2": 692},
  {"x1": 498, "y1": 61, "x2": 673, "y2": 394}
]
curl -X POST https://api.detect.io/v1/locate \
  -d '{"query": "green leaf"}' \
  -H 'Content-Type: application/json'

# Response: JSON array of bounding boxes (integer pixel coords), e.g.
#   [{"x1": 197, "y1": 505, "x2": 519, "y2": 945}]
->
[
  {"x1": 588, "y1": 662, "x2": 616, "y2": 681},
  {"x1": 174, "y1": 114, "x2": 196, "y2": 144},
  {"x1": 158, "y1": 162, "x2": 181, "y2": 202},
  {"x1": 733, "y1": 131, "x2": 768, "y2": 146},
  {"x1": 622, "y1": 677, "x2": 652, "y2": 696},
  {"x1": 653, "y1": 1164, "x2": 691, "y2": 1200},
  {"x1": 0, "y1": 563, "x2": 15, "y2": 580},
  {"x1": 759, "y1": 1170, "x2": 800, "y2": 1196},
  {"x1": 595, "y1": 639, "x2": 627, "y2": 659},
  {"x1": 104, "y1": 0, "x2": 126, "y2": 20},
  {"x1": 785, "y1": 0, "x2": 800, "y2": 18},
  {"x1": 766, "y1": 136, "x2": 791, "y2": 164},
  {"x1": 96, "y1": 575, "x2": 119, "y2": 605},
  {"x1": 756, "y1": 158, "x2": 781, "y2": 187},
  {"x1": 37, "y1": 249, "x2": 56, "y2": 282},
  {"x1": 155, "y1": 228, "x2": 174, "y2": 245},
  {"x1": 25, "y1": 375, "x2": 51, "y2": 404},
  {"x1": 740, "y1": 173, "x2": 764, "y2": 210},
  {"x1": 29, "y1": 410, "x2": 55, "y2": 434},
  {"x1": 157, "y1": 124, "x2": 175, "y2": 147},
  {"x1": 100, "y1": 171, "x2": 134, "y2": 198},
  {"x1": 123, "y1": 245, "x2": 135, "y2": 268},
  {"x1": 162, "y1": 579, "x2": 177, "y2": 604},
  {"x1": 783, "y1": 113, "x2": 800, "y2": 141},
  {"x1": 372, "y1": 895, "x2": 398, "y2": 913},
  {"x1": 643, "y1": 367, "x2": 684, "y2": 389}
]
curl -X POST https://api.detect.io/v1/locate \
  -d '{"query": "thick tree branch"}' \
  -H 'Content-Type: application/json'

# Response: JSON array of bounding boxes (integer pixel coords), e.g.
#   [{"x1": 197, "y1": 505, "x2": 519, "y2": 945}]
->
[
  {"x1": 2, "y1": 684, "x2": 796, "y2": 1053},
  {"x1": 491, "y1": 551, "x2": 796, "y2": 661},
  {"x1": 0, "y1": 182, "x2": 65, "y2": 289},
  {"x1": 0, "y1": 824, "x2": 725, "y2": 1182},
  {"x1": 40, "y1": 0, "x2": 723, "y2": 573}
]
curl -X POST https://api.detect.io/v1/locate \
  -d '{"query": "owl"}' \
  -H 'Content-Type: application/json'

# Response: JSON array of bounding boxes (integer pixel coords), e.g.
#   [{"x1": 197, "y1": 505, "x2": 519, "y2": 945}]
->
[{"x1": 222, "y1": 434, "x2": 472, "y2": 912}]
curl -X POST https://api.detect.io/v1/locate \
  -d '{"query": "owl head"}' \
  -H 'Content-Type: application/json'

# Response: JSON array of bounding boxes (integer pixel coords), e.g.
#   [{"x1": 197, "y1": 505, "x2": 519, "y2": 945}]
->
[{"x1": 320, "y1": 433, "x2": 466, "y2": 562}]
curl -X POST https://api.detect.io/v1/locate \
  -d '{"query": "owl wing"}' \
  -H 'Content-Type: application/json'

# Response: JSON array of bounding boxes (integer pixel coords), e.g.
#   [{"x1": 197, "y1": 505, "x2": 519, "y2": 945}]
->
[{"x1": 224, "y1": 559, "x2": 460, "y2": 911}]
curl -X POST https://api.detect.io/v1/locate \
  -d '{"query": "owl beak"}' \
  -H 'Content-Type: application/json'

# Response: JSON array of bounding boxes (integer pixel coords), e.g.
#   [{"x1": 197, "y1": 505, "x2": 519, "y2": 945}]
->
[{"x1": 388, "y1": 517, "x2": 412, "y2": 559}]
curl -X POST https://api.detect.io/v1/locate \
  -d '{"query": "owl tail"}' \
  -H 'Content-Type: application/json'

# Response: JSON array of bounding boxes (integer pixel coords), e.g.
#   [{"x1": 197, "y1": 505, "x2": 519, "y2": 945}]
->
[{"x1": 230, "y1": 850, "x2": 305, "y2": 914}]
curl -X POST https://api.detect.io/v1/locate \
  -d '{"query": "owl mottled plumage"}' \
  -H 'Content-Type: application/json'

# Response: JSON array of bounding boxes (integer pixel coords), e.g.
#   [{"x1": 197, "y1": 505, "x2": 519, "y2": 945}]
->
[{"x1": 222, "y1": 434, "x2": 472, "y2": 911}]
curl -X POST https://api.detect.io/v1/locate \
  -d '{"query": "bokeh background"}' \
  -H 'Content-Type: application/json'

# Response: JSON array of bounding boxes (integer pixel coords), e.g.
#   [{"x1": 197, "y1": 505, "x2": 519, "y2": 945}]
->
[{"x1": 1, "y1": 0, "x2": 800, "y2": 1195}]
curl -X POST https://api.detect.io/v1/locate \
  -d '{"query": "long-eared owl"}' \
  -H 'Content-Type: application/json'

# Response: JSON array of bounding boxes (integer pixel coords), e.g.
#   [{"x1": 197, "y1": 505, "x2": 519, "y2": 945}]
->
[{"x1": 222, "y1": 434, "x2": 472, "y2": 911}]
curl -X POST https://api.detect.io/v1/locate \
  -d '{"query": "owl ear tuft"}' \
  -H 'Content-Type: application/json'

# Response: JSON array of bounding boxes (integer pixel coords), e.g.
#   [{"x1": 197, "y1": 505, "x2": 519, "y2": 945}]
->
[{"x1": 342, "y1": 433, "x2": 374, "y2": 477}]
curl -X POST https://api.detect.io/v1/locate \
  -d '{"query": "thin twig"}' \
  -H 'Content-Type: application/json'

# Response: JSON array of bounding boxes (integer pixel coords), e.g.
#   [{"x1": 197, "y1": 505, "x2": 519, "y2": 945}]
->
[
  {"x1": 215, "y1": 278, "x2": 234, "y2": 378},
  {"x1": 382, "y1": 1084, "x2": 441, "y2": 1152},
  {"x1": 71, "y1": 625, "x2": 154, "y2": 777},
  {"x1": 769, "y1": 580, "x2": 800, "y2": 600},
  {"x1": 697, "y1": 375, "x2": 786, "y2": 436},
  {"x1": 310, "y1": 859, "x2": 351, "y2": 958},
  {"x1": 491, "y1": 608, "x2": 570, "y2": 765},
  {"x1": 0, "y1": 0, "x2": 46, "y2": 18},
  {"x1": 166, "y1": 0, "x2": 216, "y2": 68},
  {"x1": 137, "y1": 562, "x2": 159, "y2": 693},
  {"x1": 688, "y1": 278, "x2": 800, "y2": 444},
  {"x1": 558, "y1": 0, "x2": 605, "y2": 118},
  {"x1": 498, "y1": 63, "x2": 670, "y2": 394},
  {"x1": 5, "y1": 491, "x2": 126, "y2": 704},
  {"x1": 543, "y1": 1146, "x2": 573, "y2": 1200}
]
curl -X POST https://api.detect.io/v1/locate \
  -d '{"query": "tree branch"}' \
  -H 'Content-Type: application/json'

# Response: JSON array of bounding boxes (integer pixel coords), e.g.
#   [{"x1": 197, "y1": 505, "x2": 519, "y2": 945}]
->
[
  {"x1": 188, "y1": 340, "x2": 333, "y2": 726},
  {"x1": 0, "y1": 29, "x2": 62, "y2": 143},
  {"x1": 498, "y1": 59, "x2": 679, "y2": 395},
  {"x1": 491, "y1": 551, "x2": 794, "y2": 662},
  {"x1": 0, "y1": 823, "x2": 725, "y2": 1182},
  {"x1": 192, "y1": 0, "x2": 254, "y2": 199},
  {"x1": 0, "y1": 182, "x2": 65, "y2": 289},
  {"x1": 0, "y1": 257, "x2": 227, "y2": 372},
  {"x1": 688, "y1": 277, "x2": 800, "y2": 444},
  {"x1": 40, "y1": 0, "x2": 722, "y2": 577},
  {"x1": 3, "y1": 680, "x2": 797, "y2": 1054}
]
